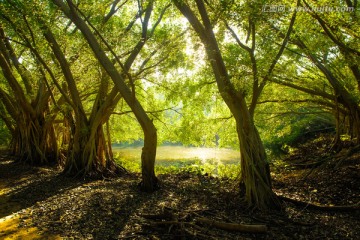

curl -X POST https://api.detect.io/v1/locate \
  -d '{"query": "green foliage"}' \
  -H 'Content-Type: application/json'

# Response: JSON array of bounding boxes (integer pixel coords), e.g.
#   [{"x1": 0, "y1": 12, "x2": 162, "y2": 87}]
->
[
  {"x1": 159, "y1": 159, "x2": 240, "y2": 179},
  {"x1": 256, "y1": 97, "x2": 336, "y2": 155},
  {"x1": 0, "y1": 119, "x2": 11, "y2": 146},
  {"x1": 116, "y1": 155, "x2": 240, "y2": 179},
  {"x1": 0, "y1": 0, "x2": 357, "y2": 178},
  {"x1": 115, "y1": 156, "x2": 141, "y2": 173},
  {"x1": 114, "y1": 145, "x2": 241, "y2": 179}
]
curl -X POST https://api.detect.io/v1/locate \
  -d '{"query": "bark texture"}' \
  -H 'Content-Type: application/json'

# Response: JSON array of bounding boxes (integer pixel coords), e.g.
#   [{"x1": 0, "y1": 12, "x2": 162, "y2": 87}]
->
[{"x1": 173, "y1": 0, "x2": 279, "y2": 209}]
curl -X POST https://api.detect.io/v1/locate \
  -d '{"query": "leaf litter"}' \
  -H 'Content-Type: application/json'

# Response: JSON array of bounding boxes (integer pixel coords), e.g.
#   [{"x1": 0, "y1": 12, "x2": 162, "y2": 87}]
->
[{"x1": 0, "y1": 145, "x2": 359, "y2": 239}]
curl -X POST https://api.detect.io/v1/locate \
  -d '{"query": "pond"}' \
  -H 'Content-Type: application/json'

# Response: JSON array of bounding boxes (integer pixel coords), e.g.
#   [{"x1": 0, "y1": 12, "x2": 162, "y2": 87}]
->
[
  {"x1": 113, "y1": 146, "x2": 240, "y2": 166},
  {"x1": 113, "y1": 146, "x2": 241, "y2": 177}
]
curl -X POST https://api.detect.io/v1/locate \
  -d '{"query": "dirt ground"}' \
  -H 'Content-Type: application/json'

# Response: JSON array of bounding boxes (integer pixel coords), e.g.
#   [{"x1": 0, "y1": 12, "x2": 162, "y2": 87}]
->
[{"x1": 0, "y1": 144, "x2": 359, "y2": 239}]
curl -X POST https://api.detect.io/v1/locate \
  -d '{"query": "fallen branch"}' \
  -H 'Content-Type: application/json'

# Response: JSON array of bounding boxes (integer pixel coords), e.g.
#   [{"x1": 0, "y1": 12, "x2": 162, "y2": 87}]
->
[
  {"x1": 195, "y1": 217, "x2": 267, "y2": 233},
  {"x1": 141, "y1": 208, "x2": 268, "y2": 235}
]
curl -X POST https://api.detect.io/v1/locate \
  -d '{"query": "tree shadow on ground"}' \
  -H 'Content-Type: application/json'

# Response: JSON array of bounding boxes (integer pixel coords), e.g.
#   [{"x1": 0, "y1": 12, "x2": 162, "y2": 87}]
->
[
  {"x1": 0, "y1": 157, "x2": 89, "y2": 219},
  {"x1": 29, "y1": 177, "x2": 147, "y2": 239},
  {"x1": 24, "y1": 172, "x2": 232, "y2": 239},
  {"x1": 1, "y1": 153, "x2": 359, "y2": 239}
]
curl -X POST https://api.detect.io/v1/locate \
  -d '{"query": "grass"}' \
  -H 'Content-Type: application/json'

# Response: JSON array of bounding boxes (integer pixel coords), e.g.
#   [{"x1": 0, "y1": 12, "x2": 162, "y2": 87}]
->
[{"x1": 114, "y1": 146, "x2": 241, "y2": 178}]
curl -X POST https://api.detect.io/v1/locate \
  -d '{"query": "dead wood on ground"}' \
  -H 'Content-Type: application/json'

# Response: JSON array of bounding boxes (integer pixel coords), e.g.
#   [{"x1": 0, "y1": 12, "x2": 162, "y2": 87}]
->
[{"x1": 140, "y1": 208, "x2": 267, "y2": 236}]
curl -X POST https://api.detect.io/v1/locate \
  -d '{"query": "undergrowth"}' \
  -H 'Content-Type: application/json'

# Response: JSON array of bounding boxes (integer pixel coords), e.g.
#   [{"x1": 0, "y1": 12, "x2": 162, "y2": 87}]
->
[{"x1": 115, "y1": 156, "x2": 240, "y2": 179}]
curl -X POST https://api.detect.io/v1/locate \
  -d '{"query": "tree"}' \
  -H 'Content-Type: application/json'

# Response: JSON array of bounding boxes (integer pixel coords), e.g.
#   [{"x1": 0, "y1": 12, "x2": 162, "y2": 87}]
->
[
  {"x1": 0, "y1": 21, "x2": 58, "y2": 164},
  {"x1": 268, "y1": 0, "x2": 360, "y2": 146},
  {"x1": 171, "y1": 0, "x2": 301, "y2": 209},
  {"x1": 1, "y1": 0, "x2": 123, "y2": 174},
  {"x1": 301, "y1": 0, "x2": 360, "y2": 144},
  {"x1": 51, "y1": 0, "x2": 170, "y2": 191}
]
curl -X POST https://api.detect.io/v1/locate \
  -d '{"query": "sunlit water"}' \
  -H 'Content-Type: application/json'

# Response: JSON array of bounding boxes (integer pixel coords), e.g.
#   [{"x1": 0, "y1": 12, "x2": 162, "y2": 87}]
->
[{"x1": 113, "y1": 146, "x2": 240, "y2": 165}]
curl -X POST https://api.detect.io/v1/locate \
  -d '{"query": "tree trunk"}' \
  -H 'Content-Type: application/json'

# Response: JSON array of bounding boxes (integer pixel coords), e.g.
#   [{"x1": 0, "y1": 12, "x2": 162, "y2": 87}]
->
[
  {"x1": 52, "y1": 0, "x2": 159, "y2": 191},
  {"x1": 105, "y1": 120, "x2": 114, "y2": 161},
  {"x1": 10, "y1": 110, "x2": 58, "y2": 165},
  {"x1": 140, "y1": 122, "x2": 158, "y2": 191},
  {"x1": 231, "y1": 93, "x2": 279, "y2": 208},
  {"x1": 348, "y1": 105, "x2": 360, "y2": 143},
  {"x1": 295, "y1": 38, "x2": 360, "y2": 144},
  {"x1": 63, "y1": 121, "x2": 122, "y2": 176},
  {"x1": 0, "y1": 48, "x2": 57, "y2": 165},
  {"x1": 236, "y1": 117, "x2": 278, "y2": 208},
  {"x1": 174, "y1": 0, "x2": 279, "y2": 209}
]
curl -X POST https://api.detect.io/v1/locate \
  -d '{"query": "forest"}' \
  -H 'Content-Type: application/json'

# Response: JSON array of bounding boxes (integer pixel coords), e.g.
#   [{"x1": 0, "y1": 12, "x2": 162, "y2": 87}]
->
[{"x1": 0, "y1": 0, "x2": 359, "y2": 239}]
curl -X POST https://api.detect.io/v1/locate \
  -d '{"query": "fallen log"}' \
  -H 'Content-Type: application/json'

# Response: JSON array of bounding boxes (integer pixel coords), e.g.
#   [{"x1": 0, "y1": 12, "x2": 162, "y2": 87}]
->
[{"x1": 195, "y1": 217, "x2": 267, "y2": 233}]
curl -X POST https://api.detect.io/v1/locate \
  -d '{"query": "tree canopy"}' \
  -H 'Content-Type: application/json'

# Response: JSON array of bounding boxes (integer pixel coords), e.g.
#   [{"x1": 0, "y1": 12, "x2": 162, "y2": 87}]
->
[{"x1": 0, "y1": 0, "x2": 358, "y2": 209}]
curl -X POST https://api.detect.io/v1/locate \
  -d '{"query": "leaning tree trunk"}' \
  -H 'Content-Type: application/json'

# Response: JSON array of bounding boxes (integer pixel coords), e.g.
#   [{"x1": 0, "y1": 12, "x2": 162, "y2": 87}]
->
[
  {"x1": 295, "y1": 38, "x2": 360, "y2": 145},
  {"x1": 52, "y1": 0, "x2": 159, "y2": 191},
  {"x1": 42, "y1": 24, "x2": 123, "y2": 177},
  {"x1": 173, "y1": 0, "x2": 279, "y2": 209}
]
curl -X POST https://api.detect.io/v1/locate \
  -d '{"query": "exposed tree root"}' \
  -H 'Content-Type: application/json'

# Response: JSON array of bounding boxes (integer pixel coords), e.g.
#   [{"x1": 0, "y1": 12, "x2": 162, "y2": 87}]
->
[
  {"x1": 291, "y1": 159, "x2": 327, "y2": 169},
  {"x1": 279, "y1": 195, "x2": 360, "y2": 211},
  {"x1": 333, "y1": 145, "x2": 360, "y2": 169},
  {"x1": 288, "y1": 143, "x2": 360, "y2": 181},
  {"x1": 289, "y1": 142, "x2": 360, "y2": 170}
]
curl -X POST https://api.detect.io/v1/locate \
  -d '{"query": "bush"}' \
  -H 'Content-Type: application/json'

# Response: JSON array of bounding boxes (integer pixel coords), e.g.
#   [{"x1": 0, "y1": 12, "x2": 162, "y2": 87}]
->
[{"x1": 259, "y1": 110, "x2": 335, "y2": 156}]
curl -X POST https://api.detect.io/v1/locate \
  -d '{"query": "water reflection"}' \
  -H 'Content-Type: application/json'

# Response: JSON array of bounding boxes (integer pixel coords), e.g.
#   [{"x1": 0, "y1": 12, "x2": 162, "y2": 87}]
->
[{"x1": 113, "y1": 146, "x2": 240, "y2": 164}]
